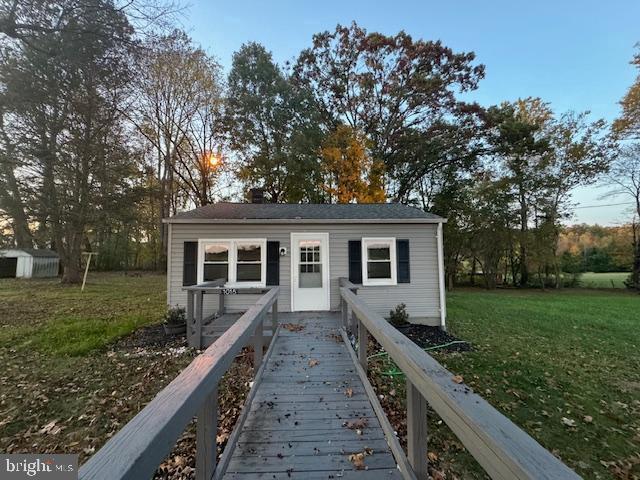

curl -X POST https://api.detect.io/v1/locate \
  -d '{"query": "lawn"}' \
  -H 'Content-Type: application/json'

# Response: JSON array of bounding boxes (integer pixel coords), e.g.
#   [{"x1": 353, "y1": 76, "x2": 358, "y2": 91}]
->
[
  {"x1": 0, "y1": 272, "x2": 251, "y2": 475},
  {"x1": 580, "y1": 272, "x2": 630, "y2": 289},
  {"x1": 370, "y1": 288, "x2": 640, "y2": 479},
  {"x1": 1, "y1": 275, "x2": 639, "y2": 479}
]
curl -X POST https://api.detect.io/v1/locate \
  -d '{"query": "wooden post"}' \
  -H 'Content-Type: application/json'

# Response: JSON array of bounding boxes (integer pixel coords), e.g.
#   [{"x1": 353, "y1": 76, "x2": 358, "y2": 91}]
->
[
  {"x1": 218, "y1": 291, "x2": 225, "y2": 316},
  {"x1": 271, "y1": 300, "x2": 278, "y2": 336},
  {"x1": 196, "y1": 387, "x2": 218, "y2": 480},
  {"x1": 81, "y1": 252, "x2": 96, "y2": 292},
  {"x1": 195, "y1": 290, "x2": 204, "y2": 349},
  {"x1": 406, "y1": 379, "x2": 428, "y2": 479},
  {"x1": 341, "y1": 298, "x2": 348, "y2": 329},
  {"x1": 254, "y1": 316, "x2": 263, "y2": 372},
  {"x1": 358, "y1": 319, "x2": 368, "y2": 372},
  {"x1": 186, "y1": 290, "x2": 194, "y2": 346}
]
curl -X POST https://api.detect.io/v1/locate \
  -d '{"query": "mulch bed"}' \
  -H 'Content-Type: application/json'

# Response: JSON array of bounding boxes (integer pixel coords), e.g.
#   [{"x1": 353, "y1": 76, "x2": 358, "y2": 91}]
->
[
  {"x1": 395, "y1": 323, "x2": 471, "y2": 352},
  {"x1": 114, "y1": 323, "x2": 186, "y2": 350}
]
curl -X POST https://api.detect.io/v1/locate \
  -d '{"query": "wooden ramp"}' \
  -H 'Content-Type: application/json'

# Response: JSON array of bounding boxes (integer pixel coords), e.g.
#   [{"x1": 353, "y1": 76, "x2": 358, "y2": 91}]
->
[{"x1": 221, "y1": 312, "x2": 402, "y2": 480}]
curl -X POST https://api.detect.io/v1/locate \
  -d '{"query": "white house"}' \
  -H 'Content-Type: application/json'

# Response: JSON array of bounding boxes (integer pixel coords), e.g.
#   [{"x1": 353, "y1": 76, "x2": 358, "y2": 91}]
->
[{"x1": 165, "y1": 199, "x2": 448, "y2": 327}]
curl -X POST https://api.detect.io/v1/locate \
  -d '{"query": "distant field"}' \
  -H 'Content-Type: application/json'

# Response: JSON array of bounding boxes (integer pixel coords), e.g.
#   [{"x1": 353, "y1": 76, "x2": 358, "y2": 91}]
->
[{"x1": 580, "y1": 271, "x2": 630, "y2": 289}]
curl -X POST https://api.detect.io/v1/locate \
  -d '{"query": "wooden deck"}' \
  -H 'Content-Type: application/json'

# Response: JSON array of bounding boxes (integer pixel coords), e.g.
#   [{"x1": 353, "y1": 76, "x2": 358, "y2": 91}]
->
[
  {"x1": 221, "y1": 312, "x2": 402, "y2": 479},
  {"x1": 81, "y1": 284, "x2": 580, "y2": 480}
]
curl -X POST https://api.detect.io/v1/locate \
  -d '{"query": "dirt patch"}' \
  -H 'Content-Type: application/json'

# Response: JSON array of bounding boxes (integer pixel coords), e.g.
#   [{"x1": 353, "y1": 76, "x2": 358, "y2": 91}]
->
[{"x1": 395, "y1": 324, "x2": 471, "y2": 352}]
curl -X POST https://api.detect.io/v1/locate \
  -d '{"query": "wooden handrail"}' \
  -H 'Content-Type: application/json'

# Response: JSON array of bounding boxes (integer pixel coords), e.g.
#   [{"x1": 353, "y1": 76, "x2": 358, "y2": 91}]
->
[
  {"x1": 338, "y1": 276, "x2": 359, "y2": 292},
  {"x1": 183, "y1": 278, "x2": 227, "y2": 291},
  {"x1": 339, "y1": 287, "x2": 580, "y2": 480},
  {"x1": 79, "y1": 287, "x2": 280, "y2": 480},
  {"x1": 184, "y1": 280, "x2": 276, "y2": 348}
]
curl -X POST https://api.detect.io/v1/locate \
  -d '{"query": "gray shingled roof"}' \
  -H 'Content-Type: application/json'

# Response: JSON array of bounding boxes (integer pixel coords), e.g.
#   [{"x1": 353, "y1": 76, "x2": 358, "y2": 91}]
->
[{"x1": 166, "y1": 203, "x2": 444, "y2": 223}]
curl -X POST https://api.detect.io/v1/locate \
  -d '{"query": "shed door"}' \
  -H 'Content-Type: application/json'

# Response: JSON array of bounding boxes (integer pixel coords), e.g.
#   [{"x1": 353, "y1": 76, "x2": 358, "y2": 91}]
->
[
  {"x1": 0, "y1": 258, "x2": 17, "y2": 278},
  {"x1": 291, "y1": 233, "x2": 330, "y2": 311}
]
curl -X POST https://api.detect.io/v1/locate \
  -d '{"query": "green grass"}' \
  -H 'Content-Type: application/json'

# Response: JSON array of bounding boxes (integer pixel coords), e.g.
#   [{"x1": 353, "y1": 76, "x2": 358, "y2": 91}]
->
[
  {"x1": 580, "y1": 271, "x2": 630, "y2": 289},
  {"x1": 0, "y1": 272, "x2": 204, "y2": 462},
  {"x1": 439, "y1": 289, "x2": 640, "y2": 478},
  {"x1": 0, "y1": 272, "x2": 166, "y2": 355}
]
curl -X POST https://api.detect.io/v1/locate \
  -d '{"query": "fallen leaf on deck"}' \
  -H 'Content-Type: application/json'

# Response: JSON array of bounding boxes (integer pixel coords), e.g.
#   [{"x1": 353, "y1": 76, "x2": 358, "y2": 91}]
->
[
  {"x1": 308, "y1": 359, "x2": 319, "y2": 367},
  {"x1": 452, "y1": 375, "x2": 464, "y2": 384},
  {"x1": 281, "y1": 323, "x2": 305, "y2": 332},
  {"x1": 345, "y1": 387, "x2": 354, "y2": 398},
  {"x1": 348, "y1": 447, "x2": 373, "y2": 470},
  {"x1": 344, "y1": 418, "x2": 368, "y2": 430}
]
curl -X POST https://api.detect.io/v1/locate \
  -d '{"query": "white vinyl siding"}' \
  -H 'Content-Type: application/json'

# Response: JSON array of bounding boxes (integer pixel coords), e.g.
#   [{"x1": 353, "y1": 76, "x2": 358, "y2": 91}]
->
[{"x1": 168, "y1": 223, "x2": 441, "y2": 325}]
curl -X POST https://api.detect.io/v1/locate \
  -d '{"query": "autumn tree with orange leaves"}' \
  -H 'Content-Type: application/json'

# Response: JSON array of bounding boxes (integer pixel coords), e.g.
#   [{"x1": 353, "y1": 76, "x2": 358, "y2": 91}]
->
[{"x1": 320, "y1": 125, "x2": 385, "y2": 204}]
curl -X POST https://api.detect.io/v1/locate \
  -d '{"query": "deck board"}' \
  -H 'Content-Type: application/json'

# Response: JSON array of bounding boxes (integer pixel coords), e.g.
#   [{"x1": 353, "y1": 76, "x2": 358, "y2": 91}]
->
[{"x1": 221, "y1": 312, "x2": 401, "y2": 480}]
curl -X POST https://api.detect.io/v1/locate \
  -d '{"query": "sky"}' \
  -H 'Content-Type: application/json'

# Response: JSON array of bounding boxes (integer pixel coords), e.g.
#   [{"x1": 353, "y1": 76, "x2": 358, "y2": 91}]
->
[{"x1": 183, "y1": 0, "x2": 640, "y2": 226}]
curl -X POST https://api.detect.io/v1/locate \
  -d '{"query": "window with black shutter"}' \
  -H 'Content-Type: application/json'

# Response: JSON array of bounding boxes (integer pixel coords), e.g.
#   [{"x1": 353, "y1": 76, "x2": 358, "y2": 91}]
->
[
  {"x1": 348, "y1": 240, "x2": 362, "y2": 284},
  {"x1": 266, "y1": 241, "x2": 280, "y2": 285},
  {"x1": 396, "y1": 239, "x2": 410, "y2": 283},
  {"x1": 182, "y1": 241, "x2": 198, "y2": 286}
]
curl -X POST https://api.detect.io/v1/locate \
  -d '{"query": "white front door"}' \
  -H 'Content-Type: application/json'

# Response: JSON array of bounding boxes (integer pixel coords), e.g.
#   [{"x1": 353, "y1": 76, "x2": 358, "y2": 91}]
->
[{"x1": 291, "y1": 232, "x2": 330, "y2": 311}]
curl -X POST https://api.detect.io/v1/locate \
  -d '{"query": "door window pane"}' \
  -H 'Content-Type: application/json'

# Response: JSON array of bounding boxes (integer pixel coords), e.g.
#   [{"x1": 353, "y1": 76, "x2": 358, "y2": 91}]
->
[
  {"x1": 299, "y1": 264, "x2": 322, "y2": 288},
  {"x1": 298, "y1": 240, "x2": 322, "y2": 288}
]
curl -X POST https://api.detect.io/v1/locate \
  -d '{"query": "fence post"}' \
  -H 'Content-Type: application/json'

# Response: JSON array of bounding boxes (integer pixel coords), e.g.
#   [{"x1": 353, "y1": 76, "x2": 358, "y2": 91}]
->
[
  {"x1": 196, "y1": 386, "x2": 218, "y2": 480},
  {"x1": 186, "y1": 290, "x2": 194, "y2": 347},
  {"x1": 195, "y1": 290, "x2": 204, "y2": 349},
  {"x1": 341, "y1": 297, "x2": 348, "y2": 329},
  {"x1": 358, "y1": 319, "x2": 368, "y2": 372},
  {"x1": 406, "y1": 379, "x2": 428, "y2": 479},
  {"x1": 254, "y1": 316, "x2": 263, "y2": 372},
  {"x1": 271, "y1": 299, "x2": 278, "y2": 336},
  {"x1": 218, "y1": 291, "x2": 225, "y2": 316}
]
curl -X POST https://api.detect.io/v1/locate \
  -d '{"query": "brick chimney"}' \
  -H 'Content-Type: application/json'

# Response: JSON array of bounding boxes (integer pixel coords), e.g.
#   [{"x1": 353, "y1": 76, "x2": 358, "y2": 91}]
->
[{"x1": 249, "y1": 188, "x2": 264, "y2": 204}]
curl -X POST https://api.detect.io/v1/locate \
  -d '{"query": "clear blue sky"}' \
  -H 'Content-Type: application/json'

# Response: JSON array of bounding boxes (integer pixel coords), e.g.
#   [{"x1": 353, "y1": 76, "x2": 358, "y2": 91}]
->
[{"x1": 184, "y1": 0, "x2": 640, "y2": 225}]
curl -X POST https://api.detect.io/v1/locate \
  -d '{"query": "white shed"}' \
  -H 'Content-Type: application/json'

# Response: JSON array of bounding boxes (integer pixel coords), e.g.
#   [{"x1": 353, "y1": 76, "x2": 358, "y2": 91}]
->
[{"x1": 0, "y1": 249, "x2": 60, "y2": 278}]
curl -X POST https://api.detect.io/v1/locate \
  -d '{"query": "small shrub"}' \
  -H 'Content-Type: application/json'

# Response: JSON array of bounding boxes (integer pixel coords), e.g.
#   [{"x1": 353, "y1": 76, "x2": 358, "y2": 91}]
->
[
  {"x1": 389, "y1": 303, "x2": 409, "y2": 327},
  {"x1": 164, "y1": 305, "x2": 186, "y2": 325}
]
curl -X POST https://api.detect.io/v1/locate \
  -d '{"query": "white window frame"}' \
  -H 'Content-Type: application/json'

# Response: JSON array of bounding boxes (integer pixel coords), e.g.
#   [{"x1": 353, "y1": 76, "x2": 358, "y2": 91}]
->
[
  {"x1": 197, "y1": 238, "x2": 267, "y2": 287},
  {"x1": 362, "y1": 237, "x2": 397, "y2": 286}
]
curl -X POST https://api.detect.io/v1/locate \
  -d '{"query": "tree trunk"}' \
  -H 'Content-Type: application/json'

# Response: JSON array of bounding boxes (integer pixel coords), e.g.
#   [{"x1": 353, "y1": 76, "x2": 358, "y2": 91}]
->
[{"x1": 62, "y1": 262, "x2": 82, "y2": 283}]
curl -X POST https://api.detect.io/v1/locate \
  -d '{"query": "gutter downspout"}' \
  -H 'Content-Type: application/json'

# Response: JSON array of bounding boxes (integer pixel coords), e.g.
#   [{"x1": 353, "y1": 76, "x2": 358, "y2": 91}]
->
[
  {"x1": 436, "y1": 222, "x2": 447, "y2": 331},
  {"x1": 167, "y1": 222, "x2": 172, "y2": 306}
]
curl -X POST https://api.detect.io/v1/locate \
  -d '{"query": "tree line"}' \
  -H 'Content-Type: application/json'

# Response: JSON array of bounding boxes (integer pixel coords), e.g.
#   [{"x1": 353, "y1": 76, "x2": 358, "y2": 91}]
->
[{"x1": 1, "y1": 1, "x2": 639, "y2": 289}]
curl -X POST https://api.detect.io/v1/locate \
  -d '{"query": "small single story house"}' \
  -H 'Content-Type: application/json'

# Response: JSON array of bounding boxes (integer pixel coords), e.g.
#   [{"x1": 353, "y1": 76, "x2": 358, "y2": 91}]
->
[
  {"x1": 164, "y1": 202, "x2": 447, "y2": 327},
  {"x1": 0, "y1": 248, "x2": 59, "y2": 278}
]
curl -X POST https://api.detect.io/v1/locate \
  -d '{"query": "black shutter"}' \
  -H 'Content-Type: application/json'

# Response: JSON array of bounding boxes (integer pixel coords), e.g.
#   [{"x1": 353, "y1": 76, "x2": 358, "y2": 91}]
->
[
  {"x1": 183, "y1": 241, "x2": 198, "y2": 286},
  {"x1": 348, "y1": 240, "x2": 362, "y2": 284},
  {"x1": 397, "y1": 239, "x2": 410, "y2": 283},
  {"x1": 266, "y1": 241, "x2": 280, "y2": 286}
]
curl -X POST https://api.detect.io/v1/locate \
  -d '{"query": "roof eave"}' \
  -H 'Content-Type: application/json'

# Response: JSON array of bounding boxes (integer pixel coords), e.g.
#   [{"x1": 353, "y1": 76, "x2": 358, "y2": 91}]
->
[{"x1": 163, "y1": 217, "x2": 447, "y2": 224}]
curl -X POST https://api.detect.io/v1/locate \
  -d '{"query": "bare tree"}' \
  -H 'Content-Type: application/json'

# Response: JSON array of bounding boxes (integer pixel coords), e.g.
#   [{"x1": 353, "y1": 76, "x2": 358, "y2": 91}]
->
[
  {"x1": 604, "y1": 144, "x2": 640, "y2": 289},
  {"x1": 132, "y1": 30, "x2": 224, "y2": 265}
]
